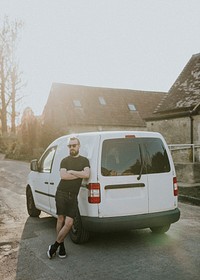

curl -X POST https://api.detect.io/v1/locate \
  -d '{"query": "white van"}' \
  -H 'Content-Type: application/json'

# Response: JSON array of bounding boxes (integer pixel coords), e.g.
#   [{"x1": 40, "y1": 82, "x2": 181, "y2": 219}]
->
[{"x1": 26, "y1": 131, "x2": 180, "y2": 243}]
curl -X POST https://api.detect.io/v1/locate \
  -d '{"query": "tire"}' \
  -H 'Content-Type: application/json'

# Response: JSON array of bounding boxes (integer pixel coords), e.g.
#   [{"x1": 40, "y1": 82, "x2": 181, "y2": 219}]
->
[
  {"x1": 69, "y1": 210, "x2": 90, "y2": 244},
  {"x1": 26, "y1": 186, "x2": 41, "y2": 217},
  {"x1": 150, "y1": 224, "x2": 170, "y2": 234}
]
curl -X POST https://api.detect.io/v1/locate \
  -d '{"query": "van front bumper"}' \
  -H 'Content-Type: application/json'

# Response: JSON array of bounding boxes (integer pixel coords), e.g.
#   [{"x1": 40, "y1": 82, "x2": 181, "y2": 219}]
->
[{"x1": 81, "y1": 208, "x2": 180, "y2": 232}]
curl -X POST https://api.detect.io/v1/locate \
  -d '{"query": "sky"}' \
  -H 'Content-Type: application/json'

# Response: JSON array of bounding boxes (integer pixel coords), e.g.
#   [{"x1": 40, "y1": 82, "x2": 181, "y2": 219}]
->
[{"x1": 0, "y1": 0, "x2": 200, "y2": 118}]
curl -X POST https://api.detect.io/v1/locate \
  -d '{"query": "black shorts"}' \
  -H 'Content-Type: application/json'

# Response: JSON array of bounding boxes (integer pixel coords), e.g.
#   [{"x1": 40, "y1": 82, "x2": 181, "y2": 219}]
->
[{"x1": 55, "y1": 190, "x2": 78, "y2": 218}]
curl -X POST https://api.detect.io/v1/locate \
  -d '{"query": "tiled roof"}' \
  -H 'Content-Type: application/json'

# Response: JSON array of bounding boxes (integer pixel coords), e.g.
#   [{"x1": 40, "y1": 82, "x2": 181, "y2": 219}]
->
[
  {"x1": 43, "y1": 83, "x2": 165, "y2": 128},
  {"x1": 154, "y1": 53, "x2": 200, "y2": 115}
]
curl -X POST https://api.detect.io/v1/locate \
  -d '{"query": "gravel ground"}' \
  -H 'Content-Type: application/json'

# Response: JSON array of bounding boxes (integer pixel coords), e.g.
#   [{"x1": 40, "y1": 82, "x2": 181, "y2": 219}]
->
[{"x1": 0, "y1": 199, "x2": 25, "y2": 280}]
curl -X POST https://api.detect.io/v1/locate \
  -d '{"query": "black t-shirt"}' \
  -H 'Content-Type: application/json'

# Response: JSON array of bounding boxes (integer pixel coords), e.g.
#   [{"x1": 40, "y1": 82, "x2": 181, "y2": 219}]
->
[{"x1": 57, "y1": 155, "x2": 90, "y2": 195}]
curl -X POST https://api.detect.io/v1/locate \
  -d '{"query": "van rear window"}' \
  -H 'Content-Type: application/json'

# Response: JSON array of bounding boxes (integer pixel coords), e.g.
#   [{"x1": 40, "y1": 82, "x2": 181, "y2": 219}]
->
[
  {"x1": 144, "y1": 139, "x2": 170, "y2": 174},
  {"x1": 101, "y1": 138, "x2": 170, "y2": 176}
]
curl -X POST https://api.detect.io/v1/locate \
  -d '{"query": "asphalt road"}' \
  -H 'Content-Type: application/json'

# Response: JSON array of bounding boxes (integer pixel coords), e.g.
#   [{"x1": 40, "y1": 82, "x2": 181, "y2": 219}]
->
[{"x1": 0, "y1": 155, "x2": 200, "y2": 280}]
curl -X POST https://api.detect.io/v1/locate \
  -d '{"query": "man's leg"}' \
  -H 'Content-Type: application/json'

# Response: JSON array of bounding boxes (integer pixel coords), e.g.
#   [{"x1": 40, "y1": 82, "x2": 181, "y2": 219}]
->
[
  {"x1": 56, "y1": 215, "x2": 65, "y2": 235},
  {"x1": 47, "y1": 215, "x2": 66, "y2": 259},
  {"x1": 55, "y1": 215, "x2": 70, "y2": 258},
  {"x1": 56, "y1": 216, "x2": 74, "y2": 243}
]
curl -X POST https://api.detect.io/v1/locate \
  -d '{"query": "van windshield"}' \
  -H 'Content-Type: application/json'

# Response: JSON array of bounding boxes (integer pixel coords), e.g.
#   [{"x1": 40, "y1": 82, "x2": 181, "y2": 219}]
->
[{"x1": 101, "y1": 138, "x2": 170, "y2": 176}]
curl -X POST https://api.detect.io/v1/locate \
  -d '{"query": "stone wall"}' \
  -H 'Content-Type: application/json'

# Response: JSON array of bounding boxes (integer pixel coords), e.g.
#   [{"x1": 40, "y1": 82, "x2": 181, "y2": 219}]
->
[
  {"x1": 170, "y1": 146, "x2": 200, "y2": 163},
  {"x1": 193, "y1": 115, "x2": 200, "y2": 144},
  {"x1": 146, "y1": 115, "x2": 200, "y2": 185},
  {"x1": 175, "y1": 163, "x2": 200, "y2": 186},
  {"x1": 147, "y1": 117, "x2": 191, "y2": 144},
  {"x1": 170, "y1": 147, "x2": 193, "y2": 163},
  {"x1": 146, "y1": 115, "x2": 200, "y2": 144}
]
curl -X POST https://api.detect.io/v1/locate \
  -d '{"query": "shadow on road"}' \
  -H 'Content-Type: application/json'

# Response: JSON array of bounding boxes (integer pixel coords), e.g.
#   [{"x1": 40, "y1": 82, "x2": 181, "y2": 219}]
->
[
  {"x1": 16, "y1": 215, "x2": 56, "y2": 280},
  {"x1": 15, "y1": 215, "x2": 172, "y2": 280}
]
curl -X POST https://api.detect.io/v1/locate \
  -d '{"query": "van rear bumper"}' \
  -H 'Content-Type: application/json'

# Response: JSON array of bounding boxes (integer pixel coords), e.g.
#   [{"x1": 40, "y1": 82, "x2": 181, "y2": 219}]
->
[{"x1": 81, "y1": 208, "x2": 180, "y2": 232}]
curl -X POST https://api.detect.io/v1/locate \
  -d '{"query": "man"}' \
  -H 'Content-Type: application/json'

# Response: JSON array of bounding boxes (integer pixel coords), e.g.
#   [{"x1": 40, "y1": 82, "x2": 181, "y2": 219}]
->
[{"x1": 47, "y1": 137, "x2": 90, "y2": 259}]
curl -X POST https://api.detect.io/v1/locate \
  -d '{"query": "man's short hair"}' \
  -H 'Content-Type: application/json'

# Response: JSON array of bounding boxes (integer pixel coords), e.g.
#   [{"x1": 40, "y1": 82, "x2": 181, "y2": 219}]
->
[{"x1": 69, "y1": 137, "x2": 80, "y2": 145}]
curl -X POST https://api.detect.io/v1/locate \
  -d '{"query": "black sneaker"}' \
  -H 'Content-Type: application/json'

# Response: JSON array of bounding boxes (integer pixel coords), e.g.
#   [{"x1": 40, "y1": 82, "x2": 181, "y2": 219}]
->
[
  {"x1": 58, "y1": 243, "x2": 67, "y2": 259},
  {"x1": 47, "y1": 244, "x2": 57, "y2": 259}
]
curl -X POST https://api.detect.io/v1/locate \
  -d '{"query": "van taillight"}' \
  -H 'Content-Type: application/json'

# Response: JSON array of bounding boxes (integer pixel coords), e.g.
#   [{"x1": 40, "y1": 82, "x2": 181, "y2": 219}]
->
[
  {"x1": 173, "y1": 177, "x2": 178, "y2": 196},
  {"x1": 88, "y1": 183, "x2": 101, "y2": 203}
]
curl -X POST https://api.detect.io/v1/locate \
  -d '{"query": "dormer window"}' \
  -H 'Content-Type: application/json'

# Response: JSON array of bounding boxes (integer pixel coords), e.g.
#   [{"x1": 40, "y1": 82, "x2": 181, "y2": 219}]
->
[
  {"x1": 99, "y1": 96, "x2": 106, "y2": 105},
  {"x1": 73, "y1": 99, "x2": 82, "y2": 107},
  {"x1": 128, "y1": 103, "x2": 136, "y2": 111}
]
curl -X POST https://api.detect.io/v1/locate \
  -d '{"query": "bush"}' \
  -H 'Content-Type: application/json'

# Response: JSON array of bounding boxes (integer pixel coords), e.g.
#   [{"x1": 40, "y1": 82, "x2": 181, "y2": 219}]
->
[{"x1": 0, "y1": 135, "x2": 44, "y2": 161}]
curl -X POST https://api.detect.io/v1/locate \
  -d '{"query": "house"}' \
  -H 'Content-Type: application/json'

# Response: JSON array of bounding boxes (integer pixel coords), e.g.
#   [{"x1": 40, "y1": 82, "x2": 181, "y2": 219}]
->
[
  {"x1": 36, "y1": 54, "x2": 200, "y2": 185},
  {"x1": 146, "y1": 53, "x2": 200, "y2": 145},
  {"x1": 42, "y1": 83, "x2": 164, "y2": 138},
  {"x1": 145, "y1": 53, "x2": 200, "y2": 185}
]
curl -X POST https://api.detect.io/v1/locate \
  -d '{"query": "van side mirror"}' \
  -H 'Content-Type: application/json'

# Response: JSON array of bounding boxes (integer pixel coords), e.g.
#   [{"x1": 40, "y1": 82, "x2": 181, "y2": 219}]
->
[{"x1": 30, "y1": 159, "x2": 39, "y2": 171}]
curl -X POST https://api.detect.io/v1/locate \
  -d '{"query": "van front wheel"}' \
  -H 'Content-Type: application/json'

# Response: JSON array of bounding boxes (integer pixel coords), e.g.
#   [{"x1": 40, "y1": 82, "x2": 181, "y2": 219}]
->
[
  {"x1": 26, "y1": 187, "x2": 41, "y2": 217},
  {"x1": 150, "y1": 224, "x2": 170, "y2": 234},
  {"x1": 70, "y1": 211, "x2": 90, "y2": 244}
]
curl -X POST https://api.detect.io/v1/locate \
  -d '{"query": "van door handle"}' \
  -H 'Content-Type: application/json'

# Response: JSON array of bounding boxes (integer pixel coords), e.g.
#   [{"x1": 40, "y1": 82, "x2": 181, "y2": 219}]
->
[
  {"x1": 105, "y1": 183, "x2": 145, "y2": 190},
  {"x1": 44, "y1": 182, "x2": 48, "y2": 184},
  {"x1": 50, "y1": 182, "x2": 54, "y2": 185}
]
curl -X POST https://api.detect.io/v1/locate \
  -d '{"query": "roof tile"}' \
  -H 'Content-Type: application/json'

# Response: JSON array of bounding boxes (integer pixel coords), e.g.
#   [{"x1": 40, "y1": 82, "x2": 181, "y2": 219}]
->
[
  {"x1": 43, "y1": 84, "x2": 164, "y2": 128},
  {"x1": 154, "y1": 53, "x2": 200, "y2": 114}
]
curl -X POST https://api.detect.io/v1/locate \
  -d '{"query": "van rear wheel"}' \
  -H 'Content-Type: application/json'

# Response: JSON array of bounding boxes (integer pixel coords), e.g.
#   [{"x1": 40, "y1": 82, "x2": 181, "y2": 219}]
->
[
  {"x1": 26, "y1": 187, "x2": 41, "y2": 217},
  {"x1": 150, "y1": 224, "x2": 170, "y2": 234},
  {"x1": 70, "y1": 211, "x2": 90, "y2": 244}
]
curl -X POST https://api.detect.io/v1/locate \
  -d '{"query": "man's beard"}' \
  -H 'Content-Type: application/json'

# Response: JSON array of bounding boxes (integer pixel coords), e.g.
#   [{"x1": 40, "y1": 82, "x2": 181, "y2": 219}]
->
[{"x1": 70, "y1": 149, "x2": 79, "y2": 157}]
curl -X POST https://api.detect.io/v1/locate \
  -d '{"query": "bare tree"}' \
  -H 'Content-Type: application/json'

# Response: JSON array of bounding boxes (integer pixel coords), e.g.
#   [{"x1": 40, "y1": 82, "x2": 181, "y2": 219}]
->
[
  {"x1": 9, "y1": 64, "x2": 24, "y2": 134},
  {"x1": 0, "y1": 21, "x2": 9, "y2": 134},
  {"x1": 0, "y1": 16, "x2": 23, "y2": 135}
]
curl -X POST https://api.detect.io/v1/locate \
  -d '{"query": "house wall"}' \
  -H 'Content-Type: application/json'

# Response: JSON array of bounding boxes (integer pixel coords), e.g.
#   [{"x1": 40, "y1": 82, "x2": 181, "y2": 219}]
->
[
  {"x1": 146, "y1": 115, "x2": 200, "y2": 185},
  {"x1": 194, "y1": 115, "x2": 200, "y2": 144},
  {"x1": 175, "y1": 163, "x2": 200, "y2": 186},
  {"x1": 146, "y1": 115, "x2": 200, "y2": 144}
]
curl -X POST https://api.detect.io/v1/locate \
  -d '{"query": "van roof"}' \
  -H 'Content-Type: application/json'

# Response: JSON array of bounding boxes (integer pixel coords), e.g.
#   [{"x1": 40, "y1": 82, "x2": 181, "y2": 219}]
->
[{"x1": 53, "y1": 131, "x2": 162, "y2": 144}]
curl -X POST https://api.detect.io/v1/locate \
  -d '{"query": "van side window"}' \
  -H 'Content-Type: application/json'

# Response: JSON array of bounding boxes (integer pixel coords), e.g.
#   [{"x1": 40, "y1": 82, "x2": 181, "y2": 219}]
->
[
  {"x1": 101, "y1": 139, "x2": 142, "y2": 176},
  {"x1": 144, "y1": 139, "x2": 170, "y2": 173},
  {"x1": 39, "y1": 147, "x2": 57, "y2": 173}
]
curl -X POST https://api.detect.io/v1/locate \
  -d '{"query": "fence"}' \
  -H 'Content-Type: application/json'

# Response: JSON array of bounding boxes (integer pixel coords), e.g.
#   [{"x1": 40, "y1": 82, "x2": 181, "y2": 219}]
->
[{"x1": 168, "y1": 144, "x2": 200, "y2": 163}]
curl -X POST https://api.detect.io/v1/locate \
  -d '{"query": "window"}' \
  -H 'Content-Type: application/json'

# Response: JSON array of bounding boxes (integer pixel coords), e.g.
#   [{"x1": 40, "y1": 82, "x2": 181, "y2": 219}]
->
[
  {"x1": 101, "y1": 139, "x2": 142, "y2": 176},
  {"x1": 39, "y1": 147, "x2": 56, "y2": 173},
  {"x1": 99, "y1": 96, "x2": 106, "y2": 105},
  {"x1": 73, "y1": 99, "x2": 82, "y2": 107},
  {"x1": 101, "y1": 138, "x2": 170, "y2": 176},
  {"x1": 128, "y1": 104, "x2": 136, "y2": 111},
  {"x1": 144, "y1": 139, "x2": 170, "y2": 173}
]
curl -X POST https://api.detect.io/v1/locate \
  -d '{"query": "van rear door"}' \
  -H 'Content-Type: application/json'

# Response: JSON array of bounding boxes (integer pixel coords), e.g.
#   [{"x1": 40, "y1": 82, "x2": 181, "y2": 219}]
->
[
  {"x1": 144, "y1": 137, "x2": 175, "y2": 212},
  {"x1": 98, "y1": 135, "x2": 148, "y2": 218}
]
